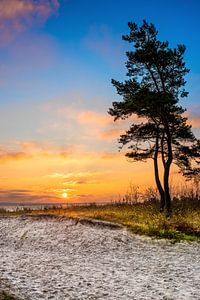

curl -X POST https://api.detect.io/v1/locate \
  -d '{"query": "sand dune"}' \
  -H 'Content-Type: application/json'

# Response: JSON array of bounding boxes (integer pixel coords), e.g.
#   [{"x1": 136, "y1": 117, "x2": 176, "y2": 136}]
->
[{"x1": 0, "y1": 216, "x2": 200, "y2": 299}]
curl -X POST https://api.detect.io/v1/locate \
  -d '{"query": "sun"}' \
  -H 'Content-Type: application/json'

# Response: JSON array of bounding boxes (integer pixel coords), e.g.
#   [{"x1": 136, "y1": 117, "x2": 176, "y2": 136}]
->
[{"x1": 62, "y1": 192, "x2": 68, "y2": 198}]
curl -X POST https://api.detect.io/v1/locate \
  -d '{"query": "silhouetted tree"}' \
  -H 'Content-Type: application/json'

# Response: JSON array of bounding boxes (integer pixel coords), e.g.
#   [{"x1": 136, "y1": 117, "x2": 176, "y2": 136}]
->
[{"x1": 109, "y1": 20, "x2": 200, "y2": 214}]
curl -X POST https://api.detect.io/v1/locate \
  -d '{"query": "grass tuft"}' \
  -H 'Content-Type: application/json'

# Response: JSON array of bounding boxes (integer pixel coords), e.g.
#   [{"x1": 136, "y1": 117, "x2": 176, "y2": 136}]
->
[
  {"x1": 0, "y1": 291, "x2": 19, "y2": 300},
  {"x1": 1, "y1": 197, "x2": 200, "y2": 242}
]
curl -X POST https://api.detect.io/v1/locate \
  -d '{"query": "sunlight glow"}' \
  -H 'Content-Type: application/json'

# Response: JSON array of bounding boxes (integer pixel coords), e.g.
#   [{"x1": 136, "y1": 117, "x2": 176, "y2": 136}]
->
[{"x1": 62, "y1": 192, "x2": 68, "y2": 198}]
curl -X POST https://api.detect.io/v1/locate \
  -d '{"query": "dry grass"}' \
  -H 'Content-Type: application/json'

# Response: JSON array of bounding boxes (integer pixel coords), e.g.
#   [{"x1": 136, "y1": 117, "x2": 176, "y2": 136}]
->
[
  {"x1": 22, "y1": 198, "x2": 200, "y2": 241},
  {"x1": 1, "y1": 195, "x2": 200, "y2": 241}
]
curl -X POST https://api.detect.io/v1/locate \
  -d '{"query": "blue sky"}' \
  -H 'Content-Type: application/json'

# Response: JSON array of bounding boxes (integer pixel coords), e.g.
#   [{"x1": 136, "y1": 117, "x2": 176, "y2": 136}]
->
[
  {"x1": 0, "y1": 0, "x2": 199, "y2": 203},
  {"x1": 1, "y1": 0, "x2": 200, "y2": 105}
]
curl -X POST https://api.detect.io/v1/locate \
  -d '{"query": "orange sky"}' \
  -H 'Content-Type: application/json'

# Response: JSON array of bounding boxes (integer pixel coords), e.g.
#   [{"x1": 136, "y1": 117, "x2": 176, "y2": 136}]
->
[
  {"x1": 0, "y1": 141, "x2": 154, "y2": 203},
  {"x1": 0, "y1": 123, "x2": 193, "y2": 204}
]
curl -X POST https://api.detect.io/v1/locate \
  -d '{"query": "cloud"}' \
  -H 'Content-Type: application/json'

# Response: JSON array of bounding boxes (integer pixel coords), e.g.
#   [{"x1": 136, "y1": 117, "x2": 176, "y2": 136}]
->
[
  {"x1": 76, "y1": 110, "x2": 144, "y2": 141},
  {"x1": 41, "y1": 102, "x2": 145, "y2": 143},
  {"x1": 0, "y1": 188, "x2": 60, "y2": 204},
  {"x1": 0, "y1": 140, "x2": 122, "y2": 164},
  {"x1": 0, "y1": 141, "x2": 75, "y2": 162},
  {"x1": 100, "y1": 152, "x2": 120, "y2": 160},
  {"x1": 0, "y1": 92, "x2": 147, "y2": 165},
  {"x1": 76, "y1": 110, "x2": 143, "y2": 127},
  {"x1": 187, "y1": 114, "x2": 200, "y2": 128},
  {"x1": 76, "y1": 194, "x2": 94, "y2": 198},
  {"x1": 100, "y1": 128, "x2": 125, "y2": 140},
  {"x1": 65, "y1": 171, "x2": 103, "y2": 179},
  {"x1": 46, "y1": 172, "x2": 70, "y2": 179},
  {"x1": 185, "y1": 108, "x2": 200, "y2": 128},
  {"x1": 18, "y1": 141, "x2": 68, "y2": 155},
  {"x1": 0, "y1": 0, "x2": 59, "y2": 22},
  {"x1": 189, "y1": 116, "x2": 200, "y2": 128},
  {"x1": 0, "y1": 0, "x2": 60, "y2": 46},
  {"x1": 46, "y1": 171, "x2": 103, "y2": 185},
  {"x1": 78, "y1": 110, "x2": 113, "y2": 126},
  {"x1": 39, "y1": 105, "x2": 120, "y2": 142},
  {"x1": 0, "y1": 189, "x2": 30, "y2": 193},
  {"x1": 0, "y1": 151, "x2": 31, "y2": 162}
]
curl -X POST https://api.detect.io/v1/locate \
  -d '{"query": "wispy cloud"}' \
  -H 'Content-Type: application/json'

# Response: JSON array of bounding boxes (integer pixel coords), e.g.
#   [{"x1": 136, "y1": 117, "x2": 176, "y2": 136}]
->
[
  {"x1": 0, "y1": 151, "x2": 31, "y2": 162},
  {"x1": 0, "y1": 0, "x2": 59, "y2": 23},
  {"x1": 76, "y1": 110, "x2": 144, "y2": 141},
  {"x1": 188, "y1": 115, "x2": 200, "y2": 128},
  {"x1": 0, "y1": 188, "x2": 60, "y2": 204},
  {"x1": 100, "y1": 128, "x2": 125, "y2": 140},
  {"x1": 185, "y1": 107, "x2": 200, "y2": 129},
  {"x1": 46, "y1": 171, "x2": 104, "y2": 185},
  {"x1": 78, "y1": 110, "x2": 113, "y2": 126},
  {"x1": 0, "y1": 141, "x2": 74, "y2": 162},
  {"x1": 38, "y1": 99, "x2": 145, "y2": 144},
  {"x1": 0, "y1": 140, "x2": 122, "y2": 163},
  {"x1": 0, "y1": 0, "x2": 60, "y2": 46}
]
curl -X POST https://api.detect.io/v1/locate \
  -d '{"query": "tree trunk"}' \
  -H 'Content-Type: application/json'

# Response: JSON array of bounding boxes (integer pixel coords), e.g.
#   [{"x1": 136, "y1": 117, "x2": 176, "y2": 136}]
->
[
  {"x1": 154, "y1": 135, "x2": 165, "y2": 210},
  {"x1": 163, "y1": 124, "x2": 173, "y2": 216},
  {"x1": 164, "y1": 160, "x2": 172, "y2": 215}
]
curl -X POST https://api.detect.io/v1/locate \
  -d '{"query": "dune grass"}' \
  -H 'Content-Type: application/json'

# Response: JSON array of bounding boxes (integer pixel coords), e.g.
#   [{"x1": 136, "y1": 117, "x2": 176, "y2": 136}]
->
[
  {"x1": 30, "y1": 199, "x2": 200, "y2": 241},
  {"x1": 1, "y1": 198, "x2": 200, "y2": 242},
  {"x1": 0, "y1": 291, "x2": 18, "y2": 300}
]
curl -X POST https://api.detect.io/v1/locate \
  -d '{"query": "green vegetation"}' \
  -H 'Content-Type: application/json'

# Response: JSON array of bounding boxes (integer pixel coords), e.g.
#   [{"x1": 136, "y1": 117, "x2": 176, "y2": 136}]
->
[
  {"x1": 48, "y1": 200, "x2": 200, "y2": 241},
  {"x1": 2, "y1": 197, "x2": 199, "y2": 242}
]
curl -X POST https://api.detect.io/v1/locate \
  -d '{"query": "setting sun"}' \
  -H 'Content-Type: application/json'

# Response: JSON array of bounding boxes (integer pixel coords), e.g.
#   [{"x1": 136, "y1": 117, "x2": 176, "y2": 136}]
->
[{"x1": 62, "y1": 192, "x2": 68, "y2": 198}]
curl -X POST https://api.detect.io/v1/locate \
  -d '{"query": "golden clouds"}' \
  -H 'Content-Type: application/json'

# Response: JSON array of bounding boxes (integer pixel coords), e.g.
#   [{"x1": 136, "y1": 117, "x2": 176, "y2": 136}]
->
[
  {"x1": 0, "y1": 139, "x2": 155, "y2": 204},
  {"x1": 0, "y1": 100, "x2": 196, "y2": 204}
]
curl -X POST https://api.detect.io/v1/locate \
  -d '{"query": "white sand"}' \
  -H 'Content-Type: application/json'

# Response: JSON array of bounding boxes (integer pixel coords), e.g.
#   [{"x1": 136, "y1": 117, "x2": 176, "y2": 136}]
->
[{"x1": 0, "y1": 216, "x2": 200, "y2": 300}]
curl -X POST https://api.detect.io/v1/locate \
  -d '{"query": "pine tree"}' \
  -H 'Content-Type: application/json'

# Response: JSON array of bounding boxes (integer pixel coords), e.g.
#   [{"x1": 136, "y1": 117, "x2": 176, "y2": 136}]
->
[{"x1": 109, "y1": 20, "x2": 200, "y2": 214}]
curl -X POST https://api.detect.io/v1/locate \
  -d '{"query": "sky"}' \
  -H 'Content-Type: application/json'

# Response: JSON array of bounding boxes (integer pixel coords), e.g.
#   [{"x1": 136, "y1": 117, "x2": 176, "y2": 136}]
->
[{"x1": 0, "y1": 0, "x2": 199, "y2": 204}]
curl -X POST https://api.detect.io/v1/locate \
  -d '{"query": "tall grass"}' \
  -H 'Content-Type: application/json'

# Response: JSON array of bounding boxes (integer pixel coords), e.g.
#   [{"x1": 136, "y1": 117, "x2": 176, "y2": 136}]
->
[
  {"x1": 1, "y1": 183, "x2": 200, "y2": 241},
  {"x1": 25, "y1": 197, "x2": 200, "y2": 242}
]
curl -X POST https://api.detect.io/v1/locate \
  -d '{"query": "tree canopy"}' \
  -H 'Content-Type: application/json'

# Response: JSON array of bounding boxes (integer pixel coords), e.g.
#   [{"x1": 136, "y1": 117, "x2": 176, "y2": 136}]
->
[{"x1": 109, "y1": 20, "x2": 200, "y2": 214}]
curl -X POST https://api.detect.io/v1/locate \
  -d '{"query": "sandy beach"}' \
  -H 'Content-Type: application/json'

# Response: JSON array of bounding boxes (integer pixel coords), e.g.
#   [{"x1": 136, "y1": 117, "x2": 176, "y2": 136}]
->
[{"x1": 0, "y1": 216, "x2": 200, "y2": 300}]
